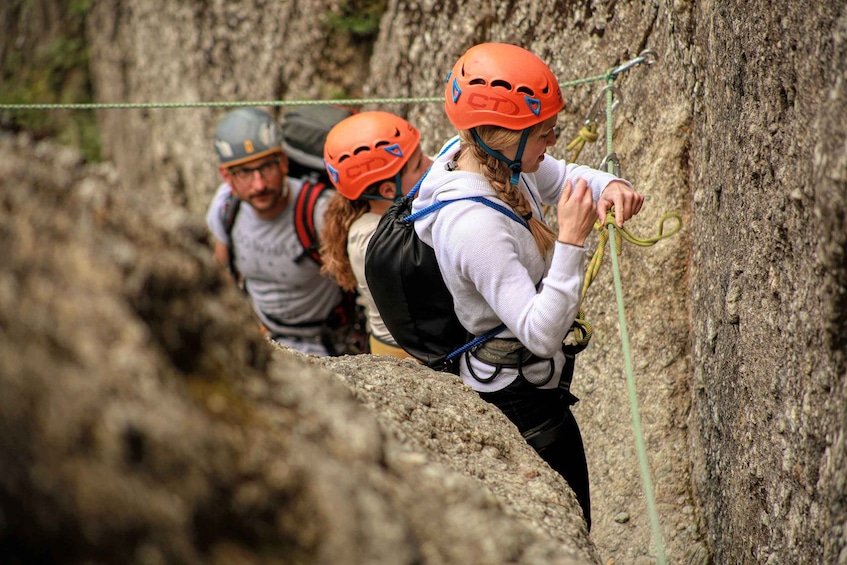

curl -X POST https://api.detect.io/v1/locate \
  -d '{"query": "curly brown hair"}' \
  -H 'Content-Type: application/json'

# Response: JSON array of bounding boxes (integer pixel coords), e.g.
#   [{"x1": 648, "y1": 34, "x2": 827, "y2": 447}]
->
[
  {"x1": 458, "y1": 125, "x2": 556, "y2": 256},
  {"x1": 319, "y1": 192, "x2": 371, "y2": 291}
]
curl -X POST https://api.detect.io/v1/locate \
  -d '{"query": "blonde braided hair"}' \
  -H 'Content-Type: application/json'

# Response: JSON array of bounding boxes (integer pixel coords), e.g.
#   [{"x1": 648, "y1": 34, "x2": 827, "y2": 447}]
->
[{"x1": 458, "y1": 125, "x2": 556, "y2": 256}]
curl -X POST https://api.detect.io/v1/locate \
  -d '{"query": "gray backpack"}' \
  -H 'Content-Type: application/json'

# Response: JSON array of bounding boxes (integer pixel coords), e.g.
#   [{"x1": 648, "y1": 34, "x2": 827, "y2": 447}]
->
[{"x1": 281, "y1": 105, "x2": 355, "y2": 184}]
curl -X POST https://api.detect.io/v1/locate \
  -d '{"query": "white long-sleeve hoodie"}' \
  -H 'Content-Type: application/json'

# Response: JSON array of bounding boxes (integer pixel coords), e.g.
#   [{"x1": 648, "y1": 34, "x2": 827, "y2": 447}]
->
[{"x1": 413, "y1": 136, "x2": 627, "y2": 393}]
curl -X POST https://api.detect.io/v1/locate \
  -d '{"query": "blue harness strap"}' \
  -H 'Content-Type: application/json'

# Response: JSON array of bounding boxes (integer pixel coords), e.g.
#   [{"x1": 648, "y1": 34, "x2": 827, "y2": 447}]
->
[
  {"x1": 404, "y1": 173, "x2": 534, "y2": 362},
  {"x1": 404, "y1": 195, "x2": 528, "y2": 228}
]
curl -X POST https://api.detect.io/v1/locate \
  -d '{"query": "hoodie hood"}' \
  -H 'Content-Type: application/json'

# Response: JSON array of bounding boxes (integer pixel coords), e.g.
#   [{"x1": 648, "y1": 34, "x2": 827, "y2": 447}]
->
[{"x1": 412, "y1": 136, "x2": 502, "y2": 247}]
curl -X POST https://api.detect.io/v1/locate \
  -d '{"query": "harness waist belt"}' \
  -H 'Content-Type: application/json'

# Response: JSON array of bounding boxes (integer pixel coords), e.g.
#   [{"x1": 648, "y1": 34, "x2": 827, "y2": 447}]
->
[
  {"x1": 472, "y1": 338, "x2": 546, "y2": 367},
  {"x1": 262, "y1": 311, "x2": 325, "y2": 329},
  {"x1": 271, "y1": 333, "x2": 323, "y2": 344}
]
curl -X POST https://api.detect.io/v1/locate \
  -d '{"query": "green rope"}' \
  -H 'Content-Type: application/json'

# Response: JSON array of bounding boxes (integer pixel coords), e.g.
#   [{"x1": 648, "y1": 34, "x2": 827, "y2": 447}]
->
[
  {"x1": 0, "y1": 73, "x2": 616, "y2": 112},
  {"x1": 604, "y1": 75, "x2": 668, "y2": 565},
  {"x1": 560, "y1": 72, "x2": 616, "y2": 89},
  {"x1": 608, "y1": 227, "x2": 667, "y2": 565},
  {"x1": 605, "y1": 79, "x2": 616, "y2": 156},
  {"x1": 0, "y1": 51, "x2": 660, "y2": 113},
  {"x1": 0, "y1": 97, "x2": 443, "y2": 111}
]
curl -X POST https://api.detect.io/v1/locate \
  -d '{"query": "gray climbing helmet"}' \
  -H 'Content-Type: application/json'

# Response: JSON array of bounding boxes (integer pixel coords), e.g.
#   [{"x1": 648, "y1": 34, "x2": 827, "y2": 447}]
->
[{"x1": 214, "y1": 108, "x2": 282, "y2": 167}]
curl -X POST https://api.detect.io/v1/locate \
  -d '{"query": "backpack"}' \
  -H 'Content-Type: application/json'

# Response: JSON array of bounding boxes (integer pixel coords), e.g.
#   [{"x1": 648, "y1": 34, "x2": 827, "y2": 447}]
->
[
  {"x1": 365, "y1": 177, "x2": 530, "y2": 372},
  {"x1": 221, "y1": 181, "x2": 369, "y2": 356},
  {"x1": 281, "y1": 104, "x2": 356, "y2": 185}
]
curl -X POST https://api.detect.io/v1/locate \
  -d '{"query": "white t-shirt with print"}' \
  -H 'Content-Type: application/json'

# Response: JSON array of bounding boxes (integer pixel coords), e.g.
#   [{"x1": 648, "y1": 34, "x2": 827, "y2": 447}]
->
[{"x1": 206, "y1": 178, "x2": 342, "y2": 337}]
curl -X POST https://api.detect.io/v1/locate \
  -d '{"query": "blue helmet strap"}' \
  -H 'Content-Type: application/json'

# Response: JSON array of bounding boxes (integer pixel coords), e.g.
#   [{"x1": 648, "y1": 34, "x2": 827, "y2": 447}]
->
[
  {"x1": 510, "y1": 129, "x2": 531, "y2": 185},
  {"x1": 393, "y1": 170, "x2": 405, "y2": 201},
  {"x1": 470, "y1": 127, "x2": 531, "y2": 186},
  {"x1": 359, "y1": 171, "x2": 406, "y2": 202},
  {"x1": 360, "y1": 194, "x2": 393, "y2": 202}
]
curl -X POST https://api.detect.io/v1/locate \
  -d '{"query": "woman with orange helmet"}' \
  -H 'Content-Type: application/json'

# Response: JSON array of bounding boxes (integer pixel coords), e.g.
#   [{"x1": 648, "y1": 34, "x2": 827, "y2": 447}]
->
[
  {"x1": 321, "y1": 111, "x2": 432, "y2": 358},
  {"x1": 411, "y1": 43, "x2": 645, "y2": 529}
]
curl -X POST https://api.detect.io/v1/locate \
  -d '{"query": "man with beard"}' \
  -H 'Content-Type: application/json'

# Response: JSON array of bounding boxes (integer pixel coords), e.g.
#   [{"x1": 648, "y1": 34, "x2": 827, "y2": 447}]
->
[{"x1": 206, "y1": 107, "x2": 342, "y2": 356}]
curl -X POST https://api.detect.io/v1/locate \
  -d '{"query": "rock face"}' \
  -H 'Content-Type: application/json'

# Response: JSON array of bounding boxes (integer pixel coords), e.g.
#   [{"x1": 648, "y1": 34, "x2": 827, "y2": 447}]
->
[
  {"x1": 86, "y1": 0, "x2": 374, "y2": 215},
  {"x1": 0, "y1": 133, "x2": 596, "y2": 564},
  {"x1": 689, "y1": 2, "x2": 847, "y2": 563},
  {"x1": 4, "y1": 0, "x2": 846, "y2": 563}
]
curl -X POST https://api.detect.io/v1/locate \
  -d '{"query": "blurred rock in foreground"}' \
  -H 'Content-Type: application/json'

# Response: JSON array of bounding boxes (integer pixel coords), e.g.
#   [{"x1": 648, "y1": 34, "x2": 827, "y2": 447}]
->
[{"x1": 0, "y1": 132, "x2": 595, "y2": 564}]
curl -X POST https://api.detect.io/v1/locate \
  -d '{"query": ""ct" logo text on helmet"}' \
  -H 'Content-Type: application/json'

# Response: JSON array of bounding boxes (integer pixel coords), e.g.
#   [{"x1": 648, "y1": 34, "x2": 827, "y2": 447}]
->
[
  {"x1": 466, "y1": 93, "x2": 520, "y2": 115},
  {"x1": 348, "y1": 157, "x2": 388, "y2": 178}
]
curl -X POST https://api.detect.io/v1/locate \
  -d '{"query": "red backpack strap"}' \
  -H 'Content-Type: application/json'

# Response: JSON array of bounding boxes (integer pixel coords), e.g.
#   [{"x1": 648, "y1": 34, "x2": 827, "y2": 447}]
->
[{"x1": 293, "y1": 180, "x2": 328, "y2": 265}]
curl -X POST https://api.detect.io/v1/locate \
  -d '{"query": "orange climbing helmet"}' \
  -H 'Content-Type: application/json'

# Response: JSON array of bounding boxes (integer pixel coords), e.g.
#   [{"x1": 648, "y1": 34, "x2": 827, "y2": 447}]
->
[
  {"x1": 323, "y1": 111, "x2": 421, "y2": 200},
  {"x1": 445, "y1": 43, "x2": 565, "y2": 131}
]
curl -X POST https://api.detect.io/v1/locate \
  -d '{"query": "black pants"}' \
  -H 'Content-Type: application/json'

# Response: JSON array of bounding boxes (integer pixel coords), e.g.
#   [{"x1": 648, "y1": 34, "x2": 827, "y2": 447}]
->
[{"x1": 478, "y1": 373, "x2": 591, "y2": 530}]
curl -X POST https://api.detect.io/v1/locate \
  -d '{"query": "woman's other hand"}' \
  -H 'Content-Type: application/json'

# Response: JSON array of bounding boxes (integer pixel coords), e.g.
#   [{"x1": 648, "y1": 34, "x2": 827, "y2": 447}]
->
[{"x1": 556, "y1": 178, "x2": 597, "y2": 247}]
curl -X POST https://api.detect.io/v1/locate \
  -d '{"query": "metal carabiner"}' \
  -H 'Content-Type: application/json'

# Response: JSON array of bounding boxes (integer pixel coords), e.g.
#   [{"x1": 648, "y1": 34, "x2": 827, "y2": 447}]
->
[
  {"x1": 599, "y1": 152, "x2": 621, "y2": 177},
  {"x1": 584, "y1": 85, "x2": 624, "y2": 126},
  {"x1": 609, "y1": 49, "x2": 659, "y2": 77}
]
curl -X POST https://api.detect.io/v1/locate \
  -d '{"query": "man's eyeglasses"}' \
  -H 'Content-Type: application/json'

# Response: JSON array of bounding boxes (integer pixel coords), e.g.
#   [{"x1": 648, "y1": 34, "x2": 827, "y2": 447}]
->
[{"x1": 230, "y1": 158, "x2": 281, "y2": 184}]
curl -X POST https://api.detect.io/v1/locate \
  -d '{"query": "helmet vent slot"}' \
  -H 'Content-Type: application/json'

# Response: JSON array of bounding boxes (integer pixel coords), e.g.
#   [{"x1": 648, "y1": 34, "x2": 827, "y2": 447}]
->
[
  {"x1": 353, "y1": 146, "x2": 371, "y2": 155},
  {"x1": 491, "y1": 79, "x2": 514, "y2": 91},
  {"x1": 469, "y1": 78, "x2": 487, "y2": 86},
  {"x1": 517, "y1": 86, "x2": 535, "y2": 96}
]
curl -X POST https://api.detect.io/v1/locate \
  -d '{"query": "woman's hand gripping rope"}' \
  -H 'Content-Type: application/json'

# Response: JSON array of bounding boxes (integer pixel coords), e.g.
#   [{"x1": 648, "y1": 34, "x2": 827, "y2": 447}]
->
[{"x1": 597, "y1": 180, "x2": 644, "y2": 227}]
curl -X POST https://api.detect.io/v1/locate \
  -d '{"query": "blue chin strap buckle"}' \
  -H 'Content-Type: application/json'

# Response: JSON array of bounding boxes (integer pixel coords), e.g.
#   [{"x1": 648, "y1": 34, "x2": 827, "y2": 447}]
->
[
  {"x1": 508, "y1": 163, "x2": 522, "y2": 185},
  {"x1": 470, "y1": 128, "x2": 531, "y2": 185}
]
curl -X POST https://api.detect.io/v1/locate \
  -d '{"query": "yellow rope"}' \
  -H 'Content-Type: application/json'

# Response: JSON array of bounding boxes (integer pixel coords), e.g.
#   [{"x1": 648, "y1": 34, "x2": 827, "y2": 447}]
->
[
  {"x1": 560, "y1": 121, "x2": 607, "y2": 348},
  {"x1": 565, "y1": 122, "x2": 600, "y2": 163},
  {"x1": 544, "y1": 122, "x2": 600, "y2": 218},
  {"x1": 583, "y1": 209, "x2": 682, "y2": 299},
  {"x1": 571, "y1": 210, "x2": 682, "y2": 346},
  {"x1": 569, "y1": 308, "x2": 594, "y2": 347}
]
